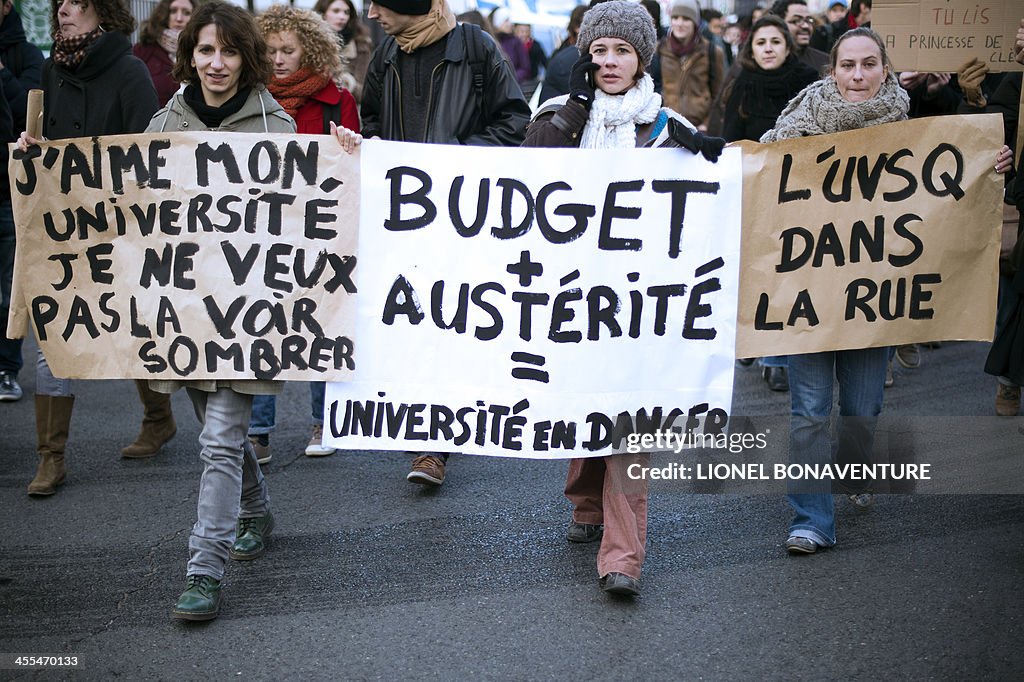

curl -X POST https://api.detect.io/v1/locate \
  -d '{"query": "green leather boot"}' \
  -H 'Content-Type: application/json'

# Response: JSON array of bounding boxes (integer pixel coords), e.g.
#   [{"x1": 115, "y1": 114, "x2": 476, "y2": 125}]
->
[
  {"x1": 229, "y1": 512, "x2": 274, "y2": 560},
  {"x1": 172, "y1": 574, "x2": 222, "y2": 621}
]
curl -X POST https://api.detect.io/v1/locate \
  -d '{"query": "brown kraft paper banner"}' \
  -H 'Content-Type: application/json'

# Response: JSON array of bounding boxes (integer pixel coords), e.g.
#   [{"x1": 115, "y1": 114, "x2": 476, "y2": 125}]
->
[
  {"x1": 7, "y1": 131, "x2": 360, "y2": 382},
  {"x1": 734, "y1": 114, "x2": 1003, "y2": 359}
]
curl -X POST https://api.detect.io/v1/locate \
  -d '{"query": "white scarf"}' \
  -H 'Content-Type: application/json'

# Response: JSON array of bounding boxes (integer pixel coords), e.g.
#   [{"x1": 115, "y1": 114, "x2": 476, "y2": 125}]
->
[{"x1": 579, "y1": 74, "x2": 662, "y2": 149}]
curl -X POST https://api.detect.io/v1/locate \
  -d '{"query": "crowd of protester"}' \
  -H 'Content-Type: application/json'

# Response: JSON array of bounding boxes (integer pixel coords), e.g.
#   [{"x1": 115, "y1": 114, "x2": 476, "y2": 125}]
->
[{"x1": 2, "y1": 0, "x2": 1021, "y2": 619}]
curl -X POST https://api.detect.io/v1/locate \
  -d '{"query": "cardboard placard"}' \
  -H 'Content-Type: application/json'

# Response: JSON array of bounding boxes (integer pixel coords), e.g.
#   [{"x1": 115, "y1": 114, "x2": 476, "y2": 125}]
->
[
  {"x1": 735, "y1": 115, "x2": 1003, "y2": 359},
  {"x1": 7, "y1": 132, "x2": 360, "y2": 382},
  {"x1": 873, "y1": 0, "x2": 1024, "y2": 73}
]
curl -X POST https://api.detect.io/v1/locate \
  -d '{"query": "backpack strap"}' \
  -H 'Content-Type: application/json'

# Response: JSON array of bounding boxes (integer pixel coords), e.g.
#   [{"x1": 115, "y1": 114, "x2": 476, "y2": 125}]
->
[{"x1": 463, "y1": 23, "x2": 486, "y2": 100}]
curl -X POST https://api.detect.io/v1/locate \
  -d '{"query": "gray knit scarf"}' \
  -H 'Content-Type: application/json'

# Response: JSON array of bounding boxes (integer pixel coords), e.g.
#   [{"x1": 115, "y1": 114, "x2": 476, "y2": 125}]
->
[{"x1": 760, "y1": 72, "x2": 909, "y2": 143}]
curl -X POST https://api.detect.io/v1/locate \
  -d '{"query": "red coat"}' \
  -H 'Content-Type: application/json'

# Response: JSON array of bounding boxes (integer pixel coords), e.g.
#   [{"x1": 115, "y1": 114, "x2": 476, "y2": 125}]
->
[
  {"x1": 290, "y1": 80, "x2": 360, "y2": 135},
  {"x1": 132, "y1": 42, "x2": 178, "y2": 108}
]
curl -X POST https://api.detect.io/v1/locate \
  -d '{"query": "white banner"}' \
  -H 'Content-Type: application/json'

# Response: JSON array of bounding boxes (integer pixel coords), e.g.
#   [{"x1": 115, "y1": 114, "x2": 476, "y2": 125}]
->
[{"x1": 325, "y1": 140, "x2": 742, "y2": 458}]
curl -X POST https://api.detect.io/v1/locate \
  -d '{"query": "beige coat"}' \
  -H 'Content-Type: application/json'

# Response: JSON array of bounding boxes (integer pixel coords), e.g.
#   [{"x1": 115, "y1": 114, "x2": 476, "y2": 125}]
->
[
  {"x1": 657, "y1": 35, "x2": 726, "y2": 129},
  {"x1": 145, "y1": 86, "x2": 296, "y2": 395}
]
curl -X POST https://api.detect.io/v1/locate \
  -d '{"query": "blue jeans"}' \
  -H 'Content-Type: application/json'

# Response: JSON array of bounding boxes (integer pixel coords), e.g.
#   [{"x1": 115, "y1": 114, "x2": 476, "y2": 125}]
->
[
  {"x1": 758, "y1": 355, "x2": 787, "y2": 369},
  {"x1": 310, "y1": 381, "x2": 326, "y2": 425},
  {"x1": 0, "y1": 200, "x2": 23, "y2": 376},
  {"x1": 248, "y1": 395, "x2": 276, "y2": 436},
  {"x1": 786, "y1": 347, "x2": 889, "y2": 546}
]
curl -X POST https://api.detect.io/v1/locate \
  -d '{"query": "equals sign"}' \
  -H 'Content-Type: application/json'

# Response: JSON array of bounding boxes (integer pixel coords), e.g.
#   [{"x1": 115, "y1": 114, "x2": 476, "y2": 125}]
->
[{"x1": 511, "y1": 352, "x2": 549, "y2": 383}]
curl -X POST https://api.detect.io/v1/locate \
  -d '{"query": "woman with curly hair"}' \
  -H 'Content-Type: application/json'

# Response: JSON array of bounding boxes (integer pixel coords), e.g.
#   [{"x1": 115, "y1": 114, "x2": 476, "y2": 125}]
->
[
  {"x1": 18, "y1": 0, "x2": 161, "y2": 498},
  {"x1": 133, "y1": 0, "x2": 196, "y2": 106},
  {"x1": 250, "y1": 4, "x2": 358, "y2": 460},
  {"x1": 313, "y1": 0, "x2": 372, "y2": 104},
  {"x1": 258, "y1": 4, "x2": 358, "y2": 136}
]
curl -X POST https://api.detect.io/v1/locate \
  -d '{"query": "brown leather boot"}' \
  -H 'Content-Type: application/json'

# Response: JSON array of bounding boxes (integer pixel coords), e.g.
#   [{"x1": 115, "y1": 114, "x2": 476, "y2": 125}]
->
[
  {"x1": 121, "y1": 380, "x2": 177, "y2": 458},
  {"x1": 28, "y1": 394, "x2": 74, "y2": 496}
]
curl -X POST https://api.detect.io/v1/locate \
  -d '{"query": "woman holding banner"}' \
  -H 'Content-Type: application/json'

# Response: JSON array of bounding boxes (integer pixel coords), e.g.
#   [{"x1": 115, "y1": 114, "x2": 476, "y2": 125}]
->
[
  {"x1": 249, "y1": 4, "x2": 360, "y2": 461},
  {"x1": 17, "y1": 0, "x2": 161, "y2": 497},
  {"x1": 145, "y1": 0, "x2": 295, "y2": 621},
  {"x1": 521, "y1": 0, "x2": 725, "y2": 597},
  {"x1": 760, "y1": 28, "x2": 1014, "y2": 555},
  {"x1": 720, "y1": 14, "x2": 818, "y2": 394}
]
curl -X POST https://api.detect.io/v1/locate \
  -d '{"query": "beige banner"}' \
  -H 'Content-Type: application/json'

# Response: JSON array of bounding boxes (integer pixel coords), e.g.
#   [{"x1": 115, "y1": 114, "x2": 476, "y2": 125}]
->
[
  {"x1": 735, "y1": 114, "x2": 1003, "y2": 359},
  {"x1": 874, "y1": 0, "x2": 1024, "y2": 73},
  {"x1": 7, "y1": 132, "x2": 359, "y2": 381}
]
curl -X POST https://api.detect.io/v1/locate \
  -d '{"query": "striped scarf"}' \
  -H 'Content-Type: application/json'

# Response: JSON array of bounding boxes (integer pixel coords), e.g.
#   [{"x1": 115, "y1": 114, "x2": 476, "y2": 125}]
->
[{"x1": 52, "y1": 26, "x2": 103, "y2": 71}]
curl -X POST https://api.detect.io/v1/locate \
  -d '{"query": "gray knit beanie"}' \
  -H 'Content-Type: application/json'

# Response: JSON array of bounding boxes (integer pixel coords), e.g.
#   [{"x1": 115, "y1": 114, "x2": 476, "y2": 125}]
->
[
  {"x1": 670, "y1": 0, "x2": 701, "y2": 26},
  {"x1": 577, "y1": 0, "x2": 658, "y2": 68}
]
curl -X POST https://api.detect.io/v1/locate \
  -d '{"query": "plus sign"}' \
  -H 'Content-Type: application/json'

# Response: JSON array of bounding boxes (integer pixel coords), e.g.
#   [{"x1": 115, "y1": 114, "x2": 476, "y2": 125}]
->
[{"x1": 506, "y1": 250, "x2": 543, "y2": 287}]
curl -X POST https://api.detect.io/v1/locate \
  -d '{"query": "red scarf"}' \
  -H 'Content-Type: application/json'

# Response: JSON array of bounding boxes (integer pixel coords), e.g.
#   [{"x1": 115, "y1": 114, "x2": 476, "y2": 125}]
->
[
  {"x1": 267, "y1": 68, "x2": 330, "y2": 119},
  {"x1": 668, "y1": 32, "x2": 701, "y2": 58}
]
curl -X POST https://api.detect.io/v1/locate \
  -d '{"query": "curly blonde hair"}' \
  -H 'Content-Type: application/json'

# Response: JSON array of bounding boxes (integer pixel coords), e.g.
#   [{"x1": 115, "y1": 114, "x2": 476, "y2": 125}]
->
[{"x1": 257, "y1": 4, "x2": 343, "y2": 79}]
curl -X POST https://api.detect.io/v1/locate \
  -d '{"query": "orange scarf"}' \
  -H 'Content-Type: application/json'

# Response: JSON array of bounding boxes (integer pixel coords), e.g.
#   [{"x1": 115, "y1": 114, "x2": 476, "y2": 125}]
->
[
  {"x1": 267, "y1": 68, "x2": 330, "y2": 119},
  {"x1": 394, "y1": 0, "x2": 456, "y2": 53}
]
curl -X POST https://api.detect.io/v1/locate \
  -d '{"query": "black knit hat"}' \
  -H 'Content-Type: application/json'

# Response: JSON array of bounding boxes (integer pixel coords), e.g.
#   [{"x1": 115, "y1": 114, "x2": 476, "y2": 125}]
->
[
  {"x1": 373, "y1": 0, "x2": 432, "y2": 16},
  {"x1": 577, "y1": 0, "x2": 658, "y2": 67}
]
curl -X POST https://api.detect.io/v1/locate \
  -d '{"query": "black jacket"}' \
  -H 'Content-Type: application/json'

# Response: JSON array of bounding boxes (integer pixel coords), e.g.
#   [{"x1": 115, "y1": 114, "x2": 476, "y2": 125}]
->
[
  {"x1": 42, "y1": 31, "x2": 158, "y2": 140},
  {"x1": 538, "y1": 43, "x2": 577, "y2": 105},
  {"x1": 721, "y1": 57, "x2": 819, "y2": 143},
  {"x1": 0, "y1": 8, "x2": 43, "y2": 134},
  {"x1": 361, "y1": 24, "x2": 530, "y2": 145}
]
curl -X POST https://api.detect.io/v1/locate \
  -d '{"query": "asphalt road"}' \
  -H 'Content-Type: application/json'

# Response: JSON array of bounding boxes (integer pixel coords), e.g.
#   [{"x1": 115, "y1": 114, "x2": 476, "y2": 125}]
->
[{"x1": 1, "y1": 338, "x2": 1022, "y2": 680}]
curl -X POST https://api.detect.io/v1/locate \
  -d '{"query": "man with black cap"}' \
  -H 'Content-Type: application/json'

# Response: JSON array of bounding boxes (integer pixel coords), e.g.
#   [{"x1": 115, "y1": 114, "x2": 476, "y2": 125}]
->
[
  {"x1": 360, "y1": 0, "x2": 531, "y2": 486},
  {"x1": 361, "y1": 0, "x2": 530, "y2": 145}
]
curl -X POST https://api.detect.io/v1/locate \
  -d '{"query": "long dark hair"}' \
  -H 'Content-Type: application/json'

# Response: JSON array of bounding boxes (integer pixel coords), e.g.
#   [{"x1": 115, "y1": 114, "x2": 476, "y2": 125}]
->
[
  {"x1": 313, "y1": 0, "x2": 369, "y2": 46},
  {"x1": 139, "y1": 0, "x2": 196, "y2": 45},
  {"x1": 737, "y1": 15, "x2": 796, "y2": 71},
  {"x1": 171, "y1": 1, "x2": 272, "y2": 90}
]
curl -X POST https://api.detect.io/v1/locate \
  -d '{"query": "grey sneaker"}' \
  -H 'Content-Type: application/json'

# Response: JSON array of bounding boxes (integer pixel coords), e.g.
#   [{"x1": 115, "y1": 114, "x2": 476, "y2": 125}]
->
[
  {"x1": 567, "y1": 522, "x2": 603, "y2": 543},
  {"x1": 305, "y1": 424, "x2": 337, "y2": 457},
  {"x1": 0, "y1": 373, "x2": 22, "y2": 402},
  {"x1": 785, "y1": 536, "x2": 819, "y2": 554},
  {"x1": 847, "y1": 492, "x2": 874, "y2": 510},
  {"x1": 599, "y1": 572, "x2": 640, "y2": 596}
]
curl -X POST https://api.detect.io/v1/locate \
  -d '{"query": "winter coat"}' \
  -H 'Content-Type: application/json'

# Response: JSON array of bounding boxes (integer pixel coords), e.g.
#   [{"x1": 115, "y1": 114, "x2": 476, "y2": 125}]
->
[
  {"x1": 653, "y1": 34, "x2": 725, "y2": 129},
  {"x1": 721, "y1": 56, "x2": 819, "y2": 143},
  {"x1": 538, "y1": 43, "x2": 577, "y2": 104},
  {"x1": 145, "y1": 86, "x2": 295, "y2": 397},
  {"x1": 132, "y1": 41, "x2": 178, "y2": 107},
  {"x1": 0, "y1": 7, "x2": 44, "y2": 133},
  {"x1": 496, "y1": 31, "x2": 530, "y2": 83},
  {"x1": 42, "y1": 31, "x2": 158, "y2": 140},
  {"x1": 521, "y1": 95, "x2": 698, "y2": 150},
  {"x1": 147, "y1": 85, "x2": 295, "y2": 134},
  {"x1": 361, "y1": 23, "x2": 530, "y2": 146},
  {"x1": 289, "y1": 80, "x2": 360, "y2": 135}
]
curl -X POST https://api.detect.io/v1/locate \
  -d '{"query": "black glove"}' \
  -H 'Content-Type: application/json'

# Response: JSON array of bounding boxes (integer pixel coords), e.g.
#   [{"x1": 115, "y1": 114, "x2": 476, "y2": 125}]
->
[
  {"x1": 568, "y1": 53, "x2": 599, "y2": 110},
  {"x1": 668, "y1": 119, "x2": 725, "y2": 163}
]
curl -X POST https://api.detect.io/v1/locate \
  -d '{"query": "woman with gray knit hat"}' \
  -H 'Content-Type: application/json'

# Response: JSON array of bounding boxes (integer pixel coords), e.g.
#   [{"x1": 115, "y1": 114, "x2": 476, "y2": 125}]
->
[
  {"x1": 652, "y1": 0, "x2": 726, "y2": 130},
  {"x1": 762, "y1": 27, "x2": 1014, "y2": 556},
  {"x1": 524, "y1": 0, "x2": 725, "y2": 597}
]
